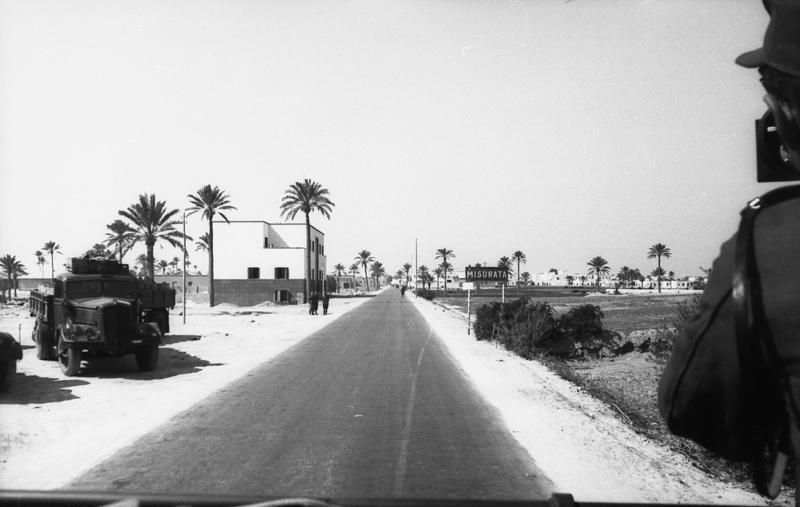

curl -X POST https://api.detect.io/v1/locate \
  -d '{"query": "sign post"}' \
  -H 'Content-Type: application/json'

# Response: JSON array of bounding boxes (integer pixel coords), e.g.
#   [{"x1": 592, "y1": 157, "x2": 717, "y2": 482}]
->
[{"x1": 463, "y1": 282, "x2": 474, "y2": 335}]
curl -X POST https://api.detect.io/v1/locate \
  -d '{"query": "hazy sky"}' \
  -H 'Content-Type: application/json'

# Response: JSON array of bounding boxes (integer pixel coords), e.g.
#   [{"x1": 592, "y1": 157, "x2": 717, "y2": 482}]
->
[{"x1": 0, "y1": 0, "x2": 778, "y2": 278}]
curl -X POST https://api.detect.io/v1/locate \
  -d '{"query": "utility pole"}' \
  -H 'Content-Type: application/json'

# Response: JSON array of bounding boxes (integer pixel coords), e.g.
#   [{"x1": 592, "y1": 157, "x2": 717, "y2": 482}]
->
[
  {"x1": 182, "y1": 210, "x2": 187, "y2": 325},
  {"x1": 415, "y1": 238, "x2": 418, "y2": 297}
]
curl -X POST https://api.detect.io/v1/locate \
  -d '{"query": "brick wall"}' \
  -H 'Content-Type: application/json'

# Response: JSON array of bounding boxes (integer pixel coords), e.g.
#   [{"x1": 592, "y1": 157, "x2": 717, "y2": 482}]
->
[{"x1": 213, "y1": 279, "x2": 306, "y2": 306}]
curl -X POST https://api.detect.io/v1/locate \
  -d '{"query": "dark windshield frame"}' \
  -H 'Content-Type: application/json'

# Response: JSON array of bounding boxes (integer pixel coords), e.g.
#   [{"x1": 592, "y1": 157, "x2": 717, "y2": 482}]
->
[{"x1": 64, "y1": 279, "x2": 137, "y2": 300}]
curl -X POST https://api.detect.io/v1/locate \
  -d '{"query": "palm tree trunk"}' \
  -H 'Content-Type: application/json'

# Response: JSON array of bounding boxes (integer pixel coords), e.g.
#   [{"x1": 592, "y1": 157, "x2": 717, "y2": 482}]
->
[
  {"x1": 49, "y1": 252, "x2": 54, "y2": 280},
  {"x1": 305, "y1": 212, "x2": 312, "y2": 302},
  {"x1": 657, "y1": 256, "x2": 662, "y2": 293},
  {"x1": 208, "y1": 219, "x2": 215, "y2": 307},
  {"x1": 146, "y1": 241, "x2": 155, "y2": 279},
  {"x1": 363, "y1": 264, "x2": 369, "y2": 291}
]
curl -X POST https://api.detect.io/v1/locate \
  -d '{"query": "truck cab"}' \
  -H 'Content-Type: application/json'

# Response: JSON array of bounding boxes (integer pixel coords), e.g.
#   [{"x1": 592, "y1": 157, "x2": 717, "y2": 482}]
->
[{"x1": 30, "y1": 258, "x2": 175, "y2": 376}]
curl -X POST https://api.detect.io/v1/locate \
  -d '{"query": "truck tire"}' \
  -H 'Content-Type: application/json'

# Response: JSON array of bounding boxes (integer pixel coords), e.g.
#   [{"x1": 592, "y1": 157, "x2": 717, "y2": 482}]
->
[
  {"x1": 34, "y1": 321, "x2": 55, "y2": 361},
  {"x1": 135, "y1": 344, "x2": 159, "y2": 372},
  {"x1": 57, "y1": 330, "x2": 81, "y2": 377},
  {"x1": 0, "y1": 359, "x2": 16, "y2": 393}
]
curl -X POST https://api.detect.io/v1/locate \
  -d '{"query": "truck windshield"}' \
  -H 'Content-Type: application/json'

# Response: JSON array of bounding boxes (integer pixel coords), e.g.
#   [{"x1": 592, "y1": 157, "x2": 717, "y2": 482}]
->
[{"x1": 65, "y1": 280, "x2": 137, "y2": 300}]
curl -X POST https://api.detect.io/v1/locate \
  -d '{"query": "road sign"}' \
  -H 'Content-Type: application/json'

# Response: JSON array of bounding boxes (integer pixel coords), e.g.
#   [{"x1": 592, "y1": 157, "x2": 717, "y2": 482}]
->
[
  {"x1": 465, "y1": 266, "x2": 508, "y2": 282},
  {"x1": 462, "y1": 282, "x2": 474, "y2": 291}
]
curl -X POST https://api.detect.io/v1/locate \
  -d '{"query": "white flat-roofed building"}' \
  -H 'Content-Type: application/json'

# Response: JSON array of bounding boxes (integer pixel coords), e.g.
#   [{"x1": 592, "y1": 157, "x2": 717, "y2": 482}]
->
[{"x1": 212, "y1": 220, "x2": 326, "y2": 305}]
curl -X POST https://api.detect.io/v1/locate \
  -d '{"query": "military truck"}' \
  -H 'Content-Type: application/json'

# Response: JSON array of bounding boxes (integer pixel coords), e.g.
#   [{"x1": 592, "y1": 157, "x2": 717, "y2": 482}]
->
[{"x1": 29, "y1": 258, "x2": 176, "y2": 376}]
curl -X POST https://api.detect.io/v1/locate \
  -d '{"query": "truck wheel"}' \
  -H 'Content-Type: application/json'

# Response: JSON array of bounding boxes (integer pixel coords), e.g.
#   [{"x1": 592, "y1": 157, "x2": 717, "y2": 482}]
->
[
  {"x1": 135, "y1": 345, "x2": 159, "y2": 372},
  {"x1": 0, "y1": 359, "x2": 16, "y2": 393},
  {"x1": 34, "y1": 321, "x2": 55, "y2": 361},
  {"x1": 57, "y1": 331, "x2": 81, "y2": 377}
]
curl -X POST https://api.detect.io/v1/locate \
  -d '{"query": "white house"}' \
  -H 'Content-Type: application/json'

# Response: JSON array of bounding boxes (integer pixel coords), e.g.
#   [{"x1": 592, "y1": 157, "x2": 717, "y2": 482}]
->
[{"x1": 212, "y1": 220, "x2": 327, "y2": 305}]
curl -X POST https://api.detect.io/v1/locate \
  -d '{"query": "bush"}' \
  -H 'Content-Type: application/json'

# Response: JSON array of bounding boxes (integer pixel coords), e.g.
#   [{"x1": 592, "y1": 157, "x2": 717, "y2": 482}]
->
[
  {"x1": 650, "y1": 294, "x2": 702, "y2": 362},
  {"x1": 557, "y1": 304, "x2": 604, "y2": 344},
  {"x1": 474, "y1": 302, "x2": 503, "y2": 341},
  {"x1": 416, "y1": 288, "x2": 436, "y2": 301},
  {"x1": 474, "y1": 298, "x2": 566, "y2": 357},
  {"x1": 474, "y1": 300, "x2": 626, "y2": 358}
]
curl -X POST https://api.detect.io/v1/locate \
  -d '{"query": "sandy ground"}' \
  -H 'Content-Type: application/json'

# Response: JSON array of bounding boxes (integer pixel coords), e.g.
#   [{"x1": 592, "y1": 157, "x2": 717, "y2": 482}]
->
[{"x1": 0, "y1": 290, "x2": 770, "y2": 504}]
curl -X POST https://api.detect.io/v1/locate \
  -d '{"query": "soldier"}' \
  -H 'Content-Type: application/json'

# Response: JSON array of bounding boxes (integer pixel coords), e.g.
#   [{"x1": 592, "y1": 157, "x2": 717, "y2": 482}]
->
[
  {"x1": 322, "y1": 293, "x2": 330, "y2": 315},
  {"x1": 308, "y1": 292, "x2": 317, "y2": 315},
  {"x1": 659, "y1": 0, "x2": 800, "y2": 499}
]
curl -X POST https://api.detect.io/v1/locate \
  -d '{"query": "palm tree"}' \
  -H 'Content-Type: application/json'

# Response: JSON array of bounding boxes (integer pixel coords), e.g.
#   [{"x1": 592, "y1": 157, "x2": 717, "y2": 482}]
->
[
  {"x1": 355, "y1": 250, "x2": 375, "y2": 291},
  {"x1": 402, "y1": 262, "x2": 413, "y2": 287},
  {"x1": 170, "y1": 256, "x2": 180, "y2": 274},
  {"x1": 280, "y1": 179, "x2": 335, "y2": 299},
  {"x1": 348, "y1": 263, "x2": 360, "y2": 276},
  {"x1": 418, "y1": 265, "x2": 431, "y2": 290},
  {"x1": 195, "y1": 233, "x2": 210, "y2": 253},
  {"x1": 187, "y1": 185, "x2": 236, "y2": 307},
  {"x1": 434, "y1": 248, "x2": 455, "y2": 295},
  {"x1": 512, "y1": 251, "x2": 527, "y2": 286},
  {"x1": 133, "y1": 254, "x2": 147, "y2": 276},
  {"x1": 0, "y1": 255, "x2": 28, "y2": 299},
  {"x1": 521, "y1": 272, "x2": 531, "y2": 285},
  {"x1": 157, "y1": 259, "x2": 169, "y2": 275},
  {"x1": 42, "y1": 241, "x2": 61, "y2": 280},
  {"x1": 119, "y1": 194, "x2": 187, "y2": 280},
  {"x1": 587, "y1": 256, "x2": 611, "y2": 293},
  {"x1": 647, "y1": 243, "x2": 672, "y2": 293},
  {"x1": 370, "y1": 261, "x2": 385, "y2": 289},
  {"x1": 434, "y1": 267, "x2": 444, "y2": 290},
  {"x1": 498, "y1": 256, "x2": 513, "y2": 282},
  {"x1": 104, "y1": 219, "x2": 137, "y2": 263},
  {"x1": 334, "y1": 263, "x2": 345, "y2": 293},
  {"x1": 617, "y1": 266, "x2": 632, "y2": 288},
  {"x1": 34, "y1": 250, "x2": 46, "y2": 278}
]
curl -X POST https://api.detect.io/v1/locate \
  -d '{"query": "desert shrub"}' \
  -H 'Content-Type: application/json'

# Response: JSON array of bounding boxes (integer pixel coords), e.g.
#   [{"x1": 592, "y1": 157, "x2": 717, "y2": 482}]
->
[
  {"x1": 650, "y1": 293, "x2": 702, "y2": 362},
  {"x1": 503, "y1": 302, "x2": 563, "y2": 358},
  {"x1": 416, "y1": 288, "x2": 436, "y2": 300},
  {"x1": 557, "y1": 304, "x2": 604, "y2": 343},
  {"x1": 474, "y1": 302, "x2": 503, "y2": 341},
  {"x1": 474, "y1": 298, "x2": 567, "y2": 356}
]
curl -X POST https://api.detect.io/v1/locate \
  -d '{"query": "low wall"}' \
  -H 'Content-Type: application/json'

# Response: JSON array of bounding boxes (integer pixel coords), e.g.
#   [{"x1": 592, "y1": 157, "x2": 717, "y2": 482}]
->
[{"x1": 214, "y1": 279, "x2": 306, "y2": 306}]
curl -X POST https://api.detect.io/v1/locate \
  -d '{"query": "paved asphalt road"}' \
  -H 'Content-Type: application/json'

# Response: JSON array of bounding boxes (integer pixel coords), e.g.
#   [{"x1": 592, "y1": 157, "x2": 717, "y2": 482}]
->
[{"x1": 69, "y1": 290, "x2": 553, "y2": 499}]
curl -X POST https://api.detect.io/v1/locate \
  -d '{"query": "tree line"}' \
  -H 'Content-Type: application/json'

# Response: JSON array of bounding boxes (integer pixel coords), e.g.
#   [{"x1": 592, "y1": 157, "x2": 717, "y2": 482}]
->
[{"x1": 1, "y1": 179, "x2": 334, "y2": 306}]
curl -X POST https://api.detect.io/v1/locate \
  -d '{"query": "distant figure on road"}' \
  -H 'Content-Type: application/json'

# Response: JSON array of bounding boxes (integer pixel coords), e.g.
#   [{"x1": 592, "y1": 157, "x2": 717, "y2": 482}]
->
[
  {"x1": 322, "y1": 293, "x2": 330, "y2": 315},
  {"x1": 309, "y1": 292, "x2": 319, "y2": 315},
  {"x1": 400, "y1": 286, "x2": 406, "y2": 297}
]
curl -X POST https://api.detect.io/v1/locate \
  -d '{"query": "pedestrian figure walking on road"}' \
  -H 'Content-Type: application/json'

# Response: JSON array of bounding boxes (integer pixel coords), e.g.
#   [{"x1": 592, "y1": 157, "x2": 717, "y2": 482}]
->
[
  {"x1": 322, "y1": 293, "x2": 330, "y2": 315},
  {"x1": 309, "y1": 292, "x2": 319, "y2": 315}
]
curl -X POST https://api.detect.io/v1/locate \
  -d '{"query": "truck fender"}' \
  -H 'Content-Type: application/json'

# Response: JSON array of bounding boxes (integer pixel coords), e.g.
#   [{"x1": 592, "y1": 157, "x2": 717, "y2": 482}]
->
[
  {"x1": 0, "y1": 332, "x2": 22, "y2": 361},
  {"x1": 137, "y1": 322, "x2": 163, "y2": 345}
]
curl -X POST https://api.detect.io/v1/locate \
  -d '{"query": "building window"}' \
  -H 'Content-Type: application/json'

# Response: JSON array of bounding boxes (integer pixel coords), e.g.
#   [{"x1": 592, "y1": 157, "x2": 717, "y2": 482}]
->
[
  {"x1": 275, "y1": 267, "x2": 289, "y2": 279},
  {"x1": 263, "y1": 237, "x2": 269, "y2": 248},
  {"x1": 311, "y1": 242, "x2": 315, "y2": 252},
  {"x1": 247, "y1": 267, "x2": 260, "y2": 279},
  {"x1": 274, "y1": 289, "x2": 290, "y2": 303}
]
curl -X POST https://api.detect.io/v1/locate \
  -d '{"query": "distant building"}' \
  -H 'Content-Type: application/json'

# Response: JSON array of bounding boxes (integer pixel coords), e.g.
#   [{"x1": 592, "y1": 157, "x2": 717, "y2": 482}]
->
[{"x1": 212, "y1": 220, "x2": 326, "y2": 305}]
